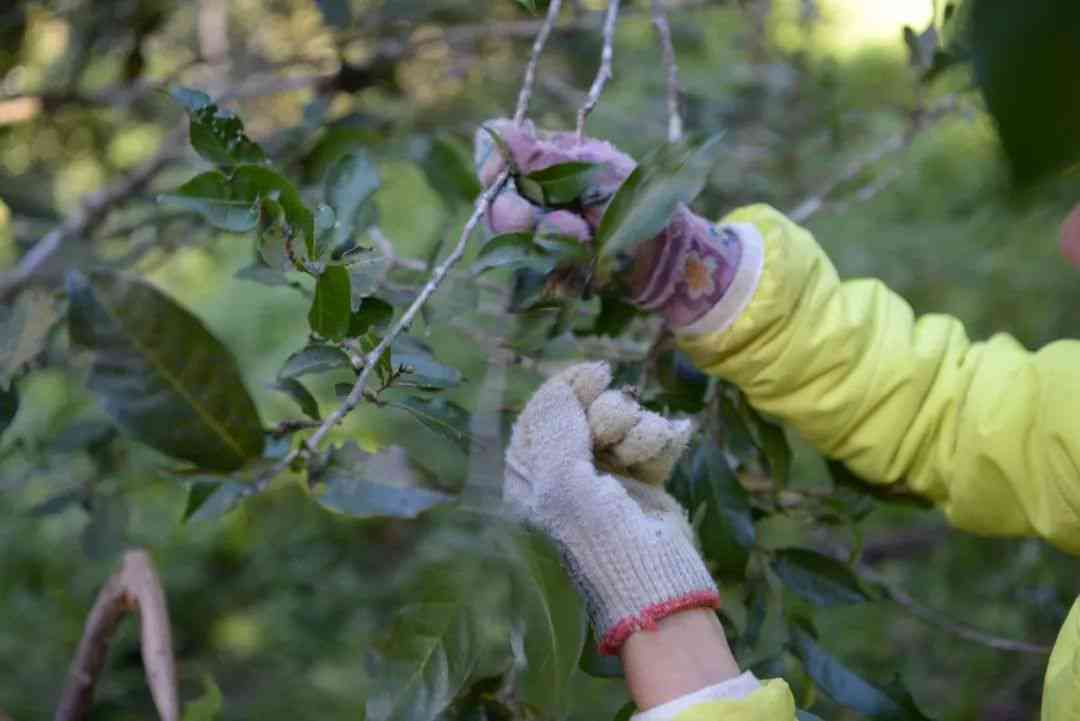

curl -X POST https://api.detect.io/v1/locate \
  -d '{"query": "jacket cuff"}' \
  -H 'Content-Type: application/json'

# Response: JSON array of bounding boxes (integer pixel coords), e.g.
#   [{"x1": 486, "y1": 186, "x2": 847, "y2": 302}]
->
[
  {"x1": 630, "y1": 672, "x2": 761, "y2": 721},
  {"x1": 674, "y1": 222, "x2": 765, "y2": 337}
]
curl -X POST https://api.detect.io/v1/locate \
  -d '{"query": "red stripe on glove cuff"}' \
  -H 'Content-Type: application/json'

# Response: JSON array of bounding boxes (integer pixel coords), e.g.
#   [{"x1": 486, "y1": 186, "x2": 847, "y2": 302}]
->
[{"x1": 598, "y1": 590, "x2": 722, "y2": 656}]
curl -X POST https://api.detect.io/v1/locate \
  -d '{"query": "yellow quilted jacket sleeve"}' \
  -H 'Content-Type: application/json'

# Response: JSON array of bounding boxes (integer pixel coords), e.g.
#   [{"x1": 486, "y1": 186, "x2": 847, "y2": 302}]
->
[
  {"x1": 666, "y1": 204, "x2": 1080, "y2": 721},
  {"x1": 670, "y1": 680, "x2": 794, "y2": 721},
  {"x1": 678, "y1": 204, "x2": 1080, "y2": 554}
]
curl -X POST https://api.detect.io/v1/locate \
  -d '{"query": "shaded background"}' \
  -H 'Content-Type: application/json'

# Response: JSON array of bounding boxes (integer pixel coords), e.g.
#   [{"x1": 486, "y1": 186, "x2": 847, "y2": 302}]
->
[{"x1": 1, "y1": 0, "x2": 1079, "y2": 719}]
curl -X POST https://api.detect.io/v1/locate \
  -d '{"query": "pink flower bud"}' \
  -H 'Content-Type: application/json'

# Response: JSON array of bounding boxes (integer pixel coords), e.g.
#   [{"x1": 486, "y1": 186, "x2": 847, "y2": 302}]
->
[{"x1": 538, "y1": 210, "x2": 592, "y2": 243}]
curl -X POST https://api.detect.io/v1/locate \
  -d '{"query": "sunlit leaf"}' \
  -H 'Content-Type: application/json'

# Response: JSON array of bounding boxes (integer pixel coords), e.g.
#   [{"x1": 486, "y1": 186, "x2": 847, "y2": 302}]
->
[
  {"x1": 772, "y1": 548, "x2": 872, "y2": 607},
  {"x1": 366, "y1": 598, "x2": 478, "y2": 721},
  {"x1": 311, "y1": 442, "x2": 452, "y2": 519},
  {"x1": 181, "y1": 675, "x2": 223, "y2": 721},
  {"x1": 309, "y1": 265, "x2": 352, "y2": 341},
  {"x1": 595, "y1": 133, "x2": 725, "y2": 275},
  {"x1": 278, "y1": 343, "x2": 352, "y2": 380},
  {"x1": 511, "y1": 532, "x2": 587, "y2": 710},
  {"x1": 269, "y1": 378, "x2": 320, "y2": 420},
  {"x1": 67, "y1": 270, "x2": 264, "y2": 471},
  {"x1": 170, "y1": 86, "x2": 267, "y2": 167},
  {"x1": 0, "y1": 287, "x2": 62, "y2": 389}
]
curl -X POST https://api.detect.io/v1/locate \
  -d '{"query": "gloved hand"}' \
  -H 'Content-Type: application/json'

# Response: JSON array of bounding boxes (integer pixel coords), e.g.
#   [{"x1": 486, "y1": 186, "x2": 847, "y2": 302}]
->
[
  {"x1": 505, "y1": 361, "x2": 719, "y2": 655},
  {"x1": 474, "y1": 119, "x2": 745, "y2": 329}
]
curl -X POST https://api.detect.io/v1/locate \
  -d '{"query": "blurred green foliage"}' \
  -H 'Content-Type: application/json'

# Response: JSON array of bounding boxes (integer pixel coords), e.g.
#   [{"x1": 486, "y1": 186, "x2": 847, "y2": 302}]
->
[{"x1": 1, "y1": 1, "x2": 1079, "y2": 720}]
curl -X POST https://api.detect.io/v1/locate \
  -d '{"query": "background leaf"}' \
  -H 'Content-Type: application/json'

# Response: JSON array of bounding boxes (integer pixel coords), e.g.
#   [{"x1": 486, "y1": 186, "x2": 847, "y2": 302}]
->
[
  {"x1": 365, "y1": 598, "x2": 478, "y2": 721},
  {"x1": 181, "y1": 675, "x2": 224, "y2": 721},
  {"x1": 308, "y1": 265, "x2": 352, "y2": 341},
  {"x1": 269, "y1": 378, "x2": 320, "y2": 420},
  {"x1": 772, "y1": 548, "x2": 872, "y2": 606},
  {"x1": 311, "y1": 443, "x2": 452, "y2": 519},
  {"x1": 421, "y1": 134, "x2": 482, "y2": 208},
  {"x1": 0, "y1": 384, "x2": 18, "y2": 440},
  {"x1": 391, "y1": 336, "x2": 462, "y2": 391},
  {"x1": 323, "y1": 152, "x2": 380, "y2": 252},
  {"x1": 0, "y1": 287, "x2": 61, "y2": 389},
  {"x1": 511, "y1": 532, "x2": 588, "y2": 711},
  {"x1": 67, "y1": 270, "x2": 264, "y2": 471},
  {"x1": 278, "y1": 344, "x2": 352, "y2": 379}
]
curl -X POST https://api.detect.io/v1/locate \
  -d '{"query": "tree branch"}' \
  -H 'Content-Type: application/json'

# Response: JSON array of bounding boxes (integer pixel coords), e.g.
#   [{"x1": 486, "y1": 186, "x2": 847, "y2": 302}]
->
[
  {"x1": 576, "y1": 0, "x2": 621, "y2": 139},
  {"x1": 55, "y1": 550, "x2": 179, "y2": 721},
  {"x1": 788, "y1": 94, "x2": 961, "y2": 223},
  {"x1": 514, "y1": 0, "x2": 564, "y2": 125},
  {"x1": 650, "y1": 0, "x2": 683, "y2": 143}
]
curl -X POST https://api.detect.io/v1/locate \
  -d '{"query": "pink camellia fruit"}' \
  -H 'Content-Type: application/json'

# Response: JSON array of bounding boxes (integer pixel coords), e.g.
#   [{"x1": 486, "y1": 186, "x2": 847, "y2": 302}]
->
[{"x1": 1061, "y1": 203, "x2": 1080, "y2": 269}]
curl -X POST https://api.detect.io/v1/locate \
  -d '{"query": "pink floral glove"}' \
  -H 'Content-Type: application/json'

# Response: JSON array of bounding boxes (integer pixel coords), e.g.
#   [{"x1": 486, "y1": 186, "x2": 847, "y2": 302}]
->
[{"x1": 474, "y1": 119, "x2": 743, "y2": 329}]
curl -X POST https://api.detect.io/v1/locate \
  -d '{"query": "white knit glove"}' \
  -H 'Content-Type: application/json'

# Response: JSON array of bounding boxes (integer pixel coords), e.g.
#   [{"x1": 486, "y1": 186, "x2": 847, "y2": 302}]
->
[{"x1": 505, "y1": 362, "x2": 720, "y2": 655}]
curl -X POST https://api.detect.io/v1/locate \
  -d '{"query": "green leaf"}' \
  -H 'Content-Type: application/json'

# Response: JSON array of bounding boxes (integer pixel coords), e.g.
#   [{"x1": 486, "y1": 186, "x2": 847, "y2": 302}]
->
[
  {"x1": 772, "y1": 548, "x2": 872, "y2": 607},
  {"x1": 613, "y1": 703, "x2": 637, "y2": 721},
  {"x1": 514, "y1": 0, "x2": 538, "y2": 12},
  {"x1": 170, "y1": 86, "x2": 267, "y2": 166},
  {"x1": 183, "y1": 481, "x2": 249, "y2": 523},
  {"x1": 391, "y1": 336, "x2": 462, "y2": 391},
  {"x1": 278, "y1": 344, "x2": 352, "y2": 379},
  {"x1": 348, "y1": 254, "x2": 392, "y2": 302},
  {"x1": 349, "y1": 297, "x2": 394, "y2": 337},
  {"x1": 269, "y1": 378, "x2": 320, "y2": 420},
  {"x1": 654, "y1": 349, "x2": 709, "y2": 413},
  {"x1": 668, "y1": 435, "x2": 754, "y2": 578},
  {"x1": 366, "y1": 599, "x2": 478, "y2": 721},
  {"x1": 235, "y1": 262, "x2": 289, "y2": 287},
  {"x1": 589, "y1": 295, "x2": 640, "y2": 338},
  {"x1": 595, "y1": 133, "x2": 725, "y2": 273},
  {"x1": 511, "y1": 532, "x2": 588, "y2": 710},
  {"x1": 158, "y1": 171, "x2": 260, "y2": 233},
  {"x1": 0, "y1": 287, "x2": 62, "y2": 389},
  {"x1": 472, "y1": 233, "x2": 555, "y2": 277},
  {"x1": 579, "y1": 627, "x2": 623, "y2": 678},
  {"x1": 315, "y1": 0, "x2": 351, "y2": 28},
  {"x1": 790, "y1": 626, "x2": 931, "y2": 720},
  {"x1": 324, "y1": 152, "x2": 380, "y2": 252},
  {"x1": 480, "y1": 125, "x2": 516, "y2": 173},
  {"x1": 309, "y1": 265, "x2": 352, "y2": 341},
  {"x1": 67, "y1": 270, "x2": 264, "y2": 471},
  {"x1": 523, "y1": 162, "x2": 598, "y2": 206},
  {"x1": 744, "y1": 405, "x2": 791, "y2": 486},
  {"x1": 230, "y1": 165, "x2": 316, "y2": 258},
  {"x1": 796, "y1": 711, "x2": 827, "y2": 721},
  {"x1": 0, "y1": 384, "x2": 18, "y2": 440},
  {"x1": 311, "y1": 442, "x2": 452, "y2": 519},
  {"x1": 421, "y1": 134, "x2": 482, "y2": 208},
  {"x1": 181, "y1": 675, "x2": 223, "y2": 721},
  {"x1": 392, "y1": 396, "x2": 472, "y2": 451}
]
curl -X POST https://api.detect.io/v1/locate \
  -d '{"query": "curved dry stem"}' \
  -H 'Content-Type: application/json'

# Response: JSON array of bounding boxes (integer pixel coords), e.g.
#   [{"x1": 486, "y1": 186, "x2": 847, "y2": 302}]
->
[
  {"x1": 650, "y1": 0, "x2": 683, "y2": 143},
  {"x1": 54, "y1": 550, "x2": 179, "y2": 721}
]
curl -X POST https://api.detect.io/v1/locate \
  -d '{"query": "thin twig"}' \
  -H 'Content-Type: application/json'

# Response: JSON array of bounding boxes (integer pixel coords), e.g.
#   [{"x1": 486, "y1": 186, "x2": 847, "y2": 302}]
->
[
  {"x1": 650, "y1": 0, "x2": 683, "y2": 143},
  {"x1": 878, "y1": 580, "x2": 1053, "y2": 656},
  {"x1": 246, "y1": 172, "x2": 512, "y2": 495},
  {"x1": 55, "y1": 550, "x2": 179, "y2": 721},
  {"x1": 514, "y1": 0, "x2": 564, "y2": 125},
  {"x1": 788, "y1": 94, "x2": 961, "y2": 223},
  {"x1": 576, "y1": 0, "x2": 621, "y2": 139},
  {"x1": 0, "y1": 123, "x2": 186, "y2": 303}
]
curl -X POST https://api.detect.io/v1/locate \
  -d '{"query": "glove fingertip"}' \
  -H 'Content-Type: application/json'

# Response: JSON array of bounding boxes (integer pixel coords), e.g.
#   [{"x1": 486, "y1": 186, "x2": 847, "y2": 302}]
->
[{"x1": 560, "y1": 361, "x2": 612, "y2": 407}]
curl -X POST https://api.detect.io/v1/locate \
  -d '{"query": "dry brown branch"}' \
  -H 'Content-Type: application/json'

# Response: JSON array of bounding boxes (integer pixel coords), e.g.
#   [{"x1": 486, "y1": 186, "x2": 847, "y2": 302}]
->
[
  {"x1": 576, "y1": 0, "x2": 621, "y2": 138},
  {"x1": 650, "y1": 0, "x2": 683, "y2": 142},
  {"x1": 55, "y1": 550, "x2": 178, "y2": 721}
]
